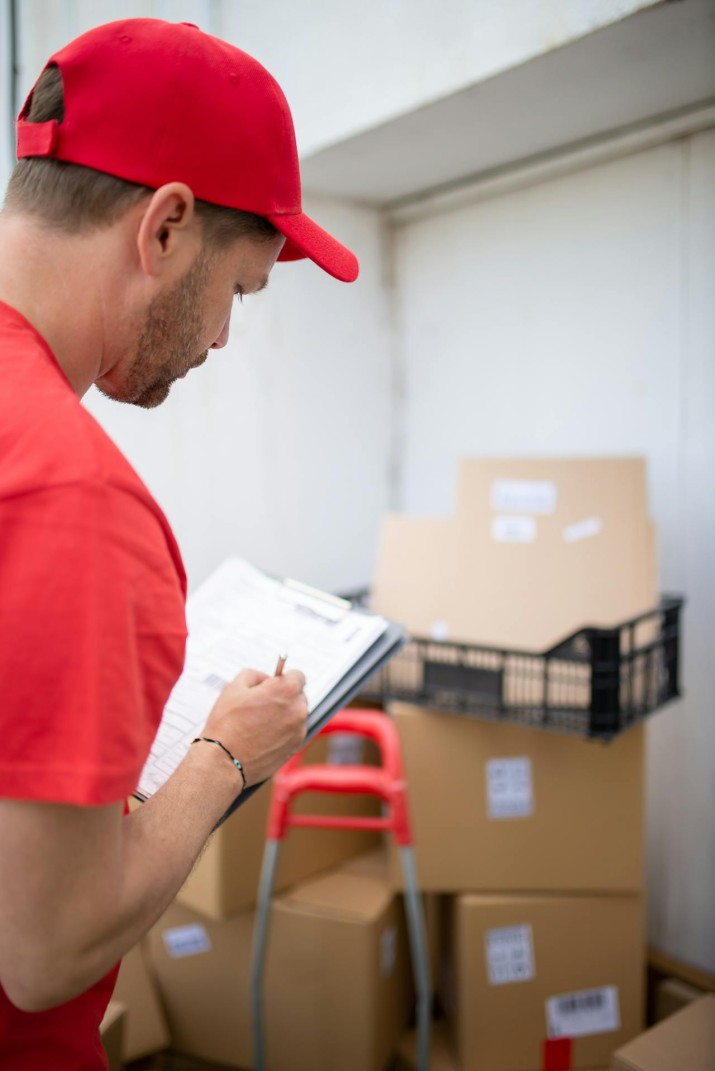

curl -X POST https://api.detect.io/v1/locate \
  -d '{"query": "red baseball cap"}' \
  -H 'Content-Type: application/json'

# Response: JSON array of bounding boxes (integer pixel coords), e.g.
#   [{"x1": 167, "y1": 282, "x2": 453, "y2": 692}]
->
[{"x1": 16, "y1": 18, "x2": 358, "y2": 283}]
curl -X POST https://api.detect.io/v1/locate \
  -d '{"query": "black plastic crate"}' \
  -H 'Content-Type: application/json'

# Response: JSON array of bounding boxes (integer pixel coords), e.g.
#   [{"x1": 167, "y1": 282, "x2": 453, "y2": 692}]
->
[{"x1": 357, "y1": 596, "x2": 684, "y2": 741}]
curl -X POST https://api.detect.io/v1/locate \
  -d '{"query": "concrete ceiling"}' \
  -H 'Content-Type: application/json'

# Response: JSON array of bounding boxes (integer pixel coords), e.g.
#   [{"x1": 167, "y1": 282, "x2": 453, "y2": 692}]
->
[{"x1": 300, "y1": 0, "x2": 715, "y2": 208}]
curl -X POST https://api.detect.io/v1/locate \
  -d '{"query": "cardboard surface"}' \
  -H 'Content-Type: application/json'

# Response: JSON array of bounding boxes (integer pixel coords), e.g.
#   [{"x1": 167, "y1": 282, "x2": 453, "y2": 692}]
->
[
  {"x1": 149, "y1": 900, "x2": 253, "y2": 1069},
  {"x1": 372, "y1": 457, "x2": 656, "y2": 653},
  {"x1": 342, "y1": 848, "x2": 441, "y2": 997},
  {"x1": 149, "y1": 850, "x2": 412, "y2": 1071},
  {"x1": 113, "y1": 941, "x2": 169, "y2": 1060},
  {"x1": 444, "y1": 893, "x2": 644, "y2": 1071},
  {"x1": 100, "y1": 1000, "x2": 126, "y2": 1071},
  {"x1": 267, "y1": 859, "x2": 412, "y2": 1071},
  {"x1": 177, "y1": 733, "x2": 381, "y2": 919},
  {"x1": 611, "y1": 994, "x2": 715, "y2": 1071},
  {"x1": 387, "y1": 703, "x2": 644, "y2": 893}
]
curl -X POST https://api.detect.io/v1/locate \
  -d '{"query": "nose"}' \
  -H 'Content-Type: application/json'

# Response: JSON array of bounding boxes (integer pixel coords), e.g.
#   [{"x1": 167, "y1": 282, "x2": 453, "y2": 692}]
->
[{"x1": 210, "y1": 309, "x2": 232, "y2": 350}]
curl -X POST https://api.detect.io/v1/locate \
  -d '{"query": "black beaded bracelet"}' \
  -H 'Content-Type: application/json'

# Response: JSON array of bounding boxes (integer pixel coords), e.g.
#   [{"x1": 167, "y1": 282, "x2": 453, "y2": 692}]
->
[{"x1": 192, "y1": 736, "x2": 247, "y2": 790}]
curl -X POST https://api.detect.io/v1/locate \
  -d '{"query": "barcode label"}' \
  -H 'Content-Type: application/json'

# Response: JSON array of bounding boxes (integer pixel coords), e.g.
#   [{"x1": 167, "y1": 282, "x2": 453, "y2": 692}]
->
[
  {"x1": 485, "y1": 924, "x2": 535, "y2": 985},
  {"x1": 486, "y1": 757, "x2": 534, "y2": 819},
  {"x1": 491, "y1": 479, "x2": 557, "y2": 515},
  {"x1": 563, "y1": 516, "x2": 603, "y2": 543},
  {"x1": 328, "y1": 734, "x2": 365, "y2": 766},
  {"x1": 546, "y1": 985, "x2": 620, "y2": 1038},
  {"x1": 491, "y1": 515, "x2": 537, "y2": 543},
  {"x1": 162, "y1": 923, "x2": 212, "y2": 959},
  {"x1": 203, "y1": 673, "x2": 228, "y2": 691}
]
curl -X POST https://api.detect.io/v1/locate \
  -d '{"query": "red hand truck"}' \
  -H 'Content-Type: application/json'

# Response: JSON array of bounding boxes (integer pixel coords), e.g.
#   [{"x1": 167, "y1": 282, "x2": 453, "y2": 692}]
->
[{"x1": 250, "y1": 708, "x2": 431, "y2": 1071}]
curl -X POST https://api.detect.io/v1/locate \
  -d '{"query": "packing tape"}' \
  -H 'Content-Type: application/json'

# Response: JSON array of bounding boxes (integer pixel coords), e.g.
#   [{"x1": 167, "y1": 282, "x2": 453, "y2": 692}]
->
[{"x1": 542, "y1": 1037, "x2": 573, "y2": 1071}]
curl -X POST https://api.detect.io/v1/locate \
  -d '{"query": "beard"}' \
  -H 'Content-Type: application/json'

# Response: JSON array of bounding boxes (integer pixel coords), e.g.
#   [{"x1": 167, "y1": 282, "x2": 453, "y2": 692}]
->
[{"x1": 98, "y1": 250, "x2": 212, "y2": 410}]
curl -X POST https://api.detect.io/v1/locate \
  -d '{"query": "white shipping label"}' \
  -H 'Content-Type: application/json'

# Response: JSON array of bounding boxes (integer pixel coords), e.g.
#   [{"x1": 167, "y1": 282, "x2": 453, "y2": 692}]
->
[
  {"x1": 491, "y1": 479, "x2": 557, "y2": 515},
  {"x1": 491, "y1": 515, "x2": 537, "y2": 543},
  {"x1": 546, "y1": 985, "x2": 621, "y2": 1039},
  {"x1": 563, "y1": 517, "x2": 603, "y2": 543},
  {"x1": 485, "y1": 925, "x2": 535, "y2": 985},
  {"x1": 162, "y1": 923, "x2": 212, "y2": 959},
  {"x1": 486, "y1": 757, "x2": 534, "y2": 819},
  {"x1": 380, "y1": 925, "x2": 397, "y2": 977},
  {"x1": 328, "y1": 733, "x2": 365, "y2": 766}
]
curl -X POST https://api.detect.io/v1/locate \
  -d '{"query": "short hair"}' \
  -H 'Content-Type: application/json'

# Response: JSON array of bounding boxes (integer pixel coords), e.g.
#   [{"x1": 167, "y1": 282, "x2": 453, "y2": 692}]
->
[{"x1": 5, "y1": 65, "x2": 279, "y2": 249}]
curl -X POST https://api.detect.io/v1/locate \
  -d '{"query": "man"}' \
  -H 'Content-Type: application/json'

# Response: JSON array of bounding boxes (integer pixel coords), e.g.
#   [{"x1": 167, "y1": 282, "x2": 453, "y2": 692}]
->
[{"x1": 0, "y1": 18, "x2": 359, "y2": 1069}]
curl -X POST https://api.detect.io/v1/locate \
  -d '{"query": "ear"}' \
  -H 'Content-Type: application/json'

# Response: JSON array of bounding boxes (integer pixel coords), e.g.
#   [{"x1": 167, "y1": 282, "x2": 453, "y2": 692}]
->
[{"x1": 136, "y1": 183, "x2": 198, "y2": 278}]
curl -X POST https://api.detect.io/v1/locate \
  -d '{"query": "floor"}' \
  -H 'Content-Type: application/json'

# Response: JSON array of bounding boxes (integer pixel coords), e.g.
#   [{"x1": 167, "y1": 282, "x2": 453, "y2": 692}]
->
[
  {"x1": 129, "y1": 1057, "x2": 228, "y2": 1071},
  {"x1": 129, "y1": 1050, "x2": 410, "y2": 1071}
]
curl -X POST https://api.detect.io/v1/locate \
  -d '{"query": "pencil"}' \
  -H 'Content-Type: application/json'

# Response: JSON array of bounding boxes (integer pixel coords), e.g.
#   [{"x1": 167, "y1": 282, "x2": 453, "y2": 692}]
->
[{"x1": 274, "y1": 652, "x2": 288, "y2": 677}]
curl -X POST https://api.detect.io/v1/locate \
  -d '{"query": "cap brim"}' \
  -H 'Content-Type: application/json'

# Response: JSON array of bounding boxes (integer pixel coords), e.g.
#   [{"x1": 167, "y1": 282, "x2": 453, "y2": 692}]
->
[{"x1": 269, "y1": 211, "x2": 359, "y2": 282}]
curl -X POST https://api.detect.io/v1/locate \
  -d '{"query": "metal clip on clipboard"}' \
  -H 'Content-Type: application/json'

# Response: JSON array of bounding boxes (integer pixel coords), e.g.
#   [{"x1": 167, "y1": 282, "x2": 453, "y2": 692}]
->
[{"x1": 250, "y1": 708, "x2": 432, "y2": 1071}]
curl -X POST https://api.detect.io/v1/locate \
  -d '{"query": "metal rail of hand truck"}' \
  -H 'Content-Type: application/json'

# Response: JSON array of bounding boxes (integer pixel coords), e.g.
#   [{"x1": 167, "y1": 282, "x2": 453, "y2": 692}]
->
[{"x1": 250, "y1": 708, "x2": 431, "y2": 1071}]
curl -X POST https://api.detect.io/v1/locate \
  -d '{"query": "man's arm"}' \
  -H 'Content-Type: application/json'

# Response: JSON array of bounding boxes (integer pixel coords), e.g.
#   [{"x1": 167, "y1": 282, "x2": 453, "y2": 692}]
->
[{"x1": 0, "y1": 667, "x2": 307, "y2": 1011}]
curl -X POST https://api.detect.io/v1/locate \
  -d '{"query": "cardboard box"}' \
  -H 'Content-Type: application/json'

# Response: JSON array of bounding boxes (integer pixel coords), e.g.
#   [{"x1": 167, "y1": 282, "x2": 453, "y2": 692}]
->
[
  {"x1": 395, "y1": 1028, "x2": 617, "y2": 1071},
  {"x1": 611, "y1": 994, "x2": 715, "y2": 1071},
  {"x1": 387, "y1": 703, "x2": 644, "y2": 894},
  {"x1": 100, "y1": 1000, "x2": 126, "y2": 1071},
  {"x1": 373, "y1": 458, "x2": 656, "y2": 654},
  {"x1": 444, "y1": 893, "x2": 644, "y2": 1071},
  {"x1": 149, "y1": 849, "x2": 412, "y2": 1071},
  {"x1": 339, "y1": 847, "x2": 441, "y2": 999},
  {"x1": 113, "y1": 941, "x2": 169, "y2": 1061},
  {"x1": 149, "y1": 900, "x2": 254, "y2": 1068},
  {"x1": 178, "y1": 732, "x2": 381, "y2": 918}
]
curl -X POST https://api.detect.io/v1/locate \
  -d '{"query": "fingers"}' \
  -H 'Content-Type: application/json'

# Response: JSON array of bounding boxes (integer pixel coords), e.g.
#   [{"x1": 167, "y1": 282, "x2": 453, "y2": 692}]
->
[
  {"x1": 231, "y1": 667, "x2": 305, "y2": 693},
  {"x1": 231, "y1": 667, "x2": 269, "y2": 689},
  {"x1": 267, "y1": 668, "x2": 306, "y2": 695}
]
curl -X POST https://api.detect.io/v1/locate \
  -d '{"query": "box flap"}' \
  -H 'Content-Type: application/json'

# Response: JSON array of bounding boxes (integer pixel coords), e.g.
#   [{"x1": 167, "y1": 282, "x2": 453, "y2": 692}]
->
[
  {"x1": 278, "y1": 869, "x2": 391, "y2": 922},
  {"x1": 611, "y1": 994, "x2": 715, "y2": 1071},
  {"x1": 372, "y1": 456, "x2": 656, "y2": 652}
]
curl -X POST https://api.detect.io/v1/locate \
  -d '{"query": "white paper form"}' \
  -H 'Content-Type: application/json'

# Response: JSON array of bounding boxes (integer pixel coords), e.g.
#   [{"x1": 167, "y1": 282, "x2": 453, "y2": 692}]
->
[{"x1": 136, "y1": 558, "x2": 388, "y2": 799}]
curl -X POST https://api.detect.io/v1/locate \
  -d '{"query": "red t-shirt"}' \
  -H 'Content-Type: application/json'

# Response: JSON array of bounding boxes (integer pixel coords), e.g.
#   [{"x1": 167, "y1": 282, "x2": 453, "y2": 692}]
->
[{"x1": 0, "y1": 302, "x2": 188, "y2": 1068}]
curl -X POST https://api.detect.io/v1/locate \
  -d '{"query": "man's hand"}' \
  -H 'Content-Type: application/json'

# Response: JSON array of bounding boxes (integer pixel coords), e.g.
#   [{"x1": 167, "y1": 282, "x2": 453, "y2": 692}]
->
[{"x1": 201, "y1": 667, "x2": 308, "y2": 787}]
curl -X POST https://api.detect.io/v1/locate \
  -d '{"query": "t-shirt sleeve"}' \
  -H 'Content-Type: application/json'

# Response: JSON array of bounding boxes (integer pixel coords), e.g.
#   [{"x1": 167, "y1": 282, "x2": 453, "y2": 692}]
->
[{"x1": 0, "y1": 481, "x2": 187, "y2": 805}]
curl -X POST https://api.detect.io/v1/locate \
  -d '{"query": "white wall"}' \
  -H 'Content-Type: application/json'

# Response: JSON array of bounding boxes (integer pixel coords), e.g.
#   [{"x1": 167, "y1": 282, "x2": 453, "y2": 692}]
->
[
  {"x1": 646, "y1": 130, "x2": 715, "y2": 976},
  {"x1": 392, "y1": 133, "x2": 715, "y2": 973},
  {"x1": 219, "y1": 0, "x2": 661, "y2": 158}
]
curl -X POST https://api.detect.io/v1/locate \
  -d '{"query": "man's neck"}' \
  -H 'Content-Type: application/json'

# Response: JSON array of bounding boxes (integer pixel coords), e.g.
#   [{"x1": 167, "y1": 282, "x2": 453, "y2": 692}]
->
[{"x1": 0, "y1": 213, "x2": 121, "y2": 398}]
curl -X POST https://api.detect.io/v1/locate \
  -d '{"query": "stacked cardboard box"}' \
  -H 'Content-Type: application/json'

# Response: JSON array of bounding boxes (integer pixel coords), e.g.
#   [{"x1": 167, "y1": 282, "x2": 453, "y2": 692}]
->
[
  {"x1": 373, "y1": 458, "x2": 656, "y2": 652},
  {"x1": 147, "y1": 847, "x2": 412, "y2": 1070},
  {"x1": 611, "y1": 994, "x2": 715, "y2": 1070},
  {"x1": 138, "y1": 726, "x2": 415, "y2": 1069},
  {"x1": 370, "y1": 458, "x2": 657, "y2": 1071},
  {"x1": 112, "y1": 940, "x2": 170, "y2": 1063}
]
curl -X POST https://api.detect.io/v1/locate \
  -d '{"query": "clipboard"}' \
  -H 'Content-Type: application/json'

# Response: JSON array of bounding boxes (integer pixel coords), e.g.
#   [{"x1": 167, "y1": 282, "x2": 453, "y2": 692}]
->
[
  {"x1": 133, "y1": 556, "x2": 405, "y2": 812},
  {"x1": 220, "y1": 619, "x2": 405, "y2": 821}
]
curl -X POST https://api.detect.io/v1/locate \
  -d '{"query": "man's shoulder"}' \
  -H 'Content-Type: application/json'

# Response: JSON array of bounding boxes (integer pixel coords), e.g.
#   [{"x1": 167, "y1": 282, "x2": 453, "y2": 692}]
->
[
  {"x1": 1, "y1": 303, "x2": 146, "y2": 499},
  {"x1": 0, "y1": 303, "x2": 185, "y2": 586}
]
